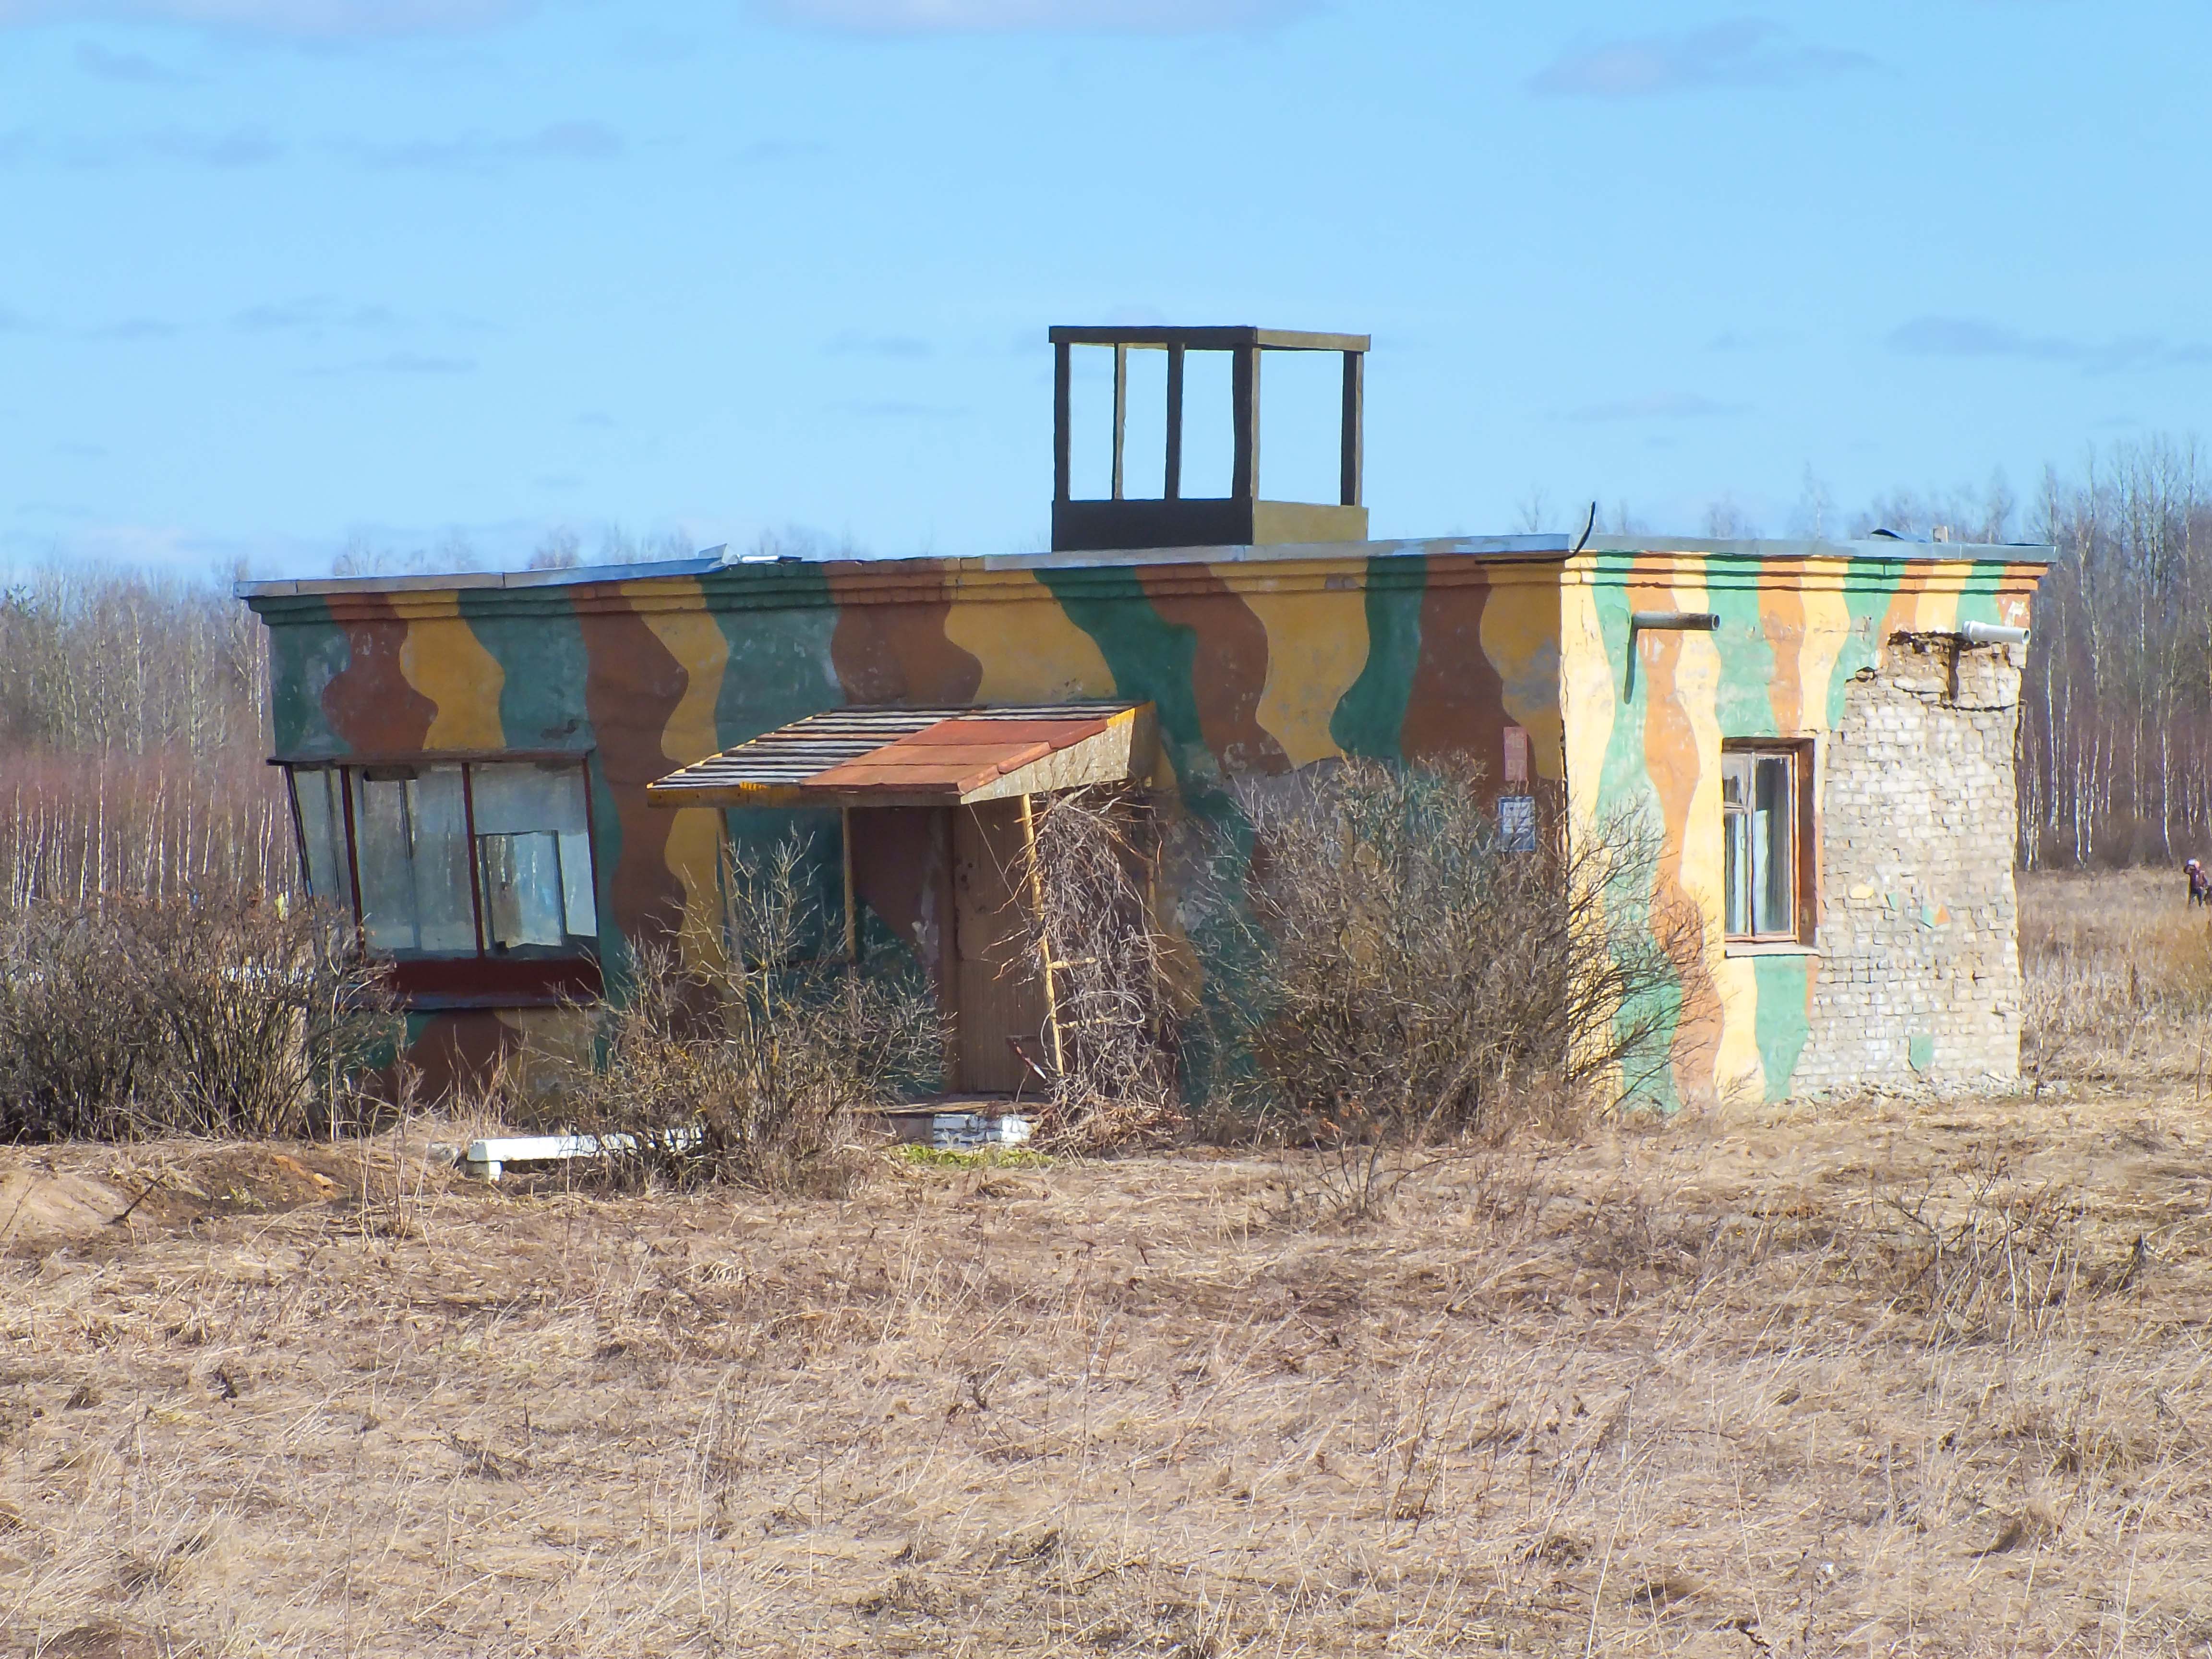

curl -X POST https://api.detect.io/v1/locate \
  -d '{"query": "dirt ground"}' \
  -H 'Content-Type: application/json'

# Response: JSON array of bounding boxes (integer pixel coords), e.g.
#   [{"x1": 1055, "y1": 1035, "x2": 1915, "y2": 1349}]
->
[{"x1": 2, "y1": 871, "x2": 2210, "y2": 1657}]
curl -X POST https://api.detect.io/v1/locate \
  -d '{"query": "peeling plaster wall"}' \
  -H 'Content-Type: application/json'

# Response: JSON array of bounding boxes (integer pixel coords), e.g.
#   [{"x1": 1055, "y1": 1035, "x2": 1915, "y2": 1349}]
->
[{"x1": 1798, "y1": 636, "x2": 2027, "y2": 1091}]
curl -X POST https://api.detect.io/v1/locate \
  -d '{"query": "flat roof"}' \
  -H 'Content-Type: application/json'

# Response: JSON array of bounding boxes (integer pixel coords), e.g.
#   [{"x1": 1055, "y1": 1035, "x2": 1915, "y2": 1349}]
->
[
  {"x1": 233, "y1": 531, "x2": 2054, "y2": 602},
  {"x1": 1048, "y1": 325, "x2": 1370, "y2": 352}
]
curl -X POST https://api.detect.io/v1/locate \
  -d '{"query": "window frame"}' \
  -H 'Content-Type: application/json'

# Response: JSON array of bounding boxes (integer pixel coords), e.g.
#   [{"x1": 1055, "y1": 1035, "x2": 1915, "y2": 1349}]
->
[
  {"x1": 280, "y1": 750, "x2": 604, "y2": 1006},
  {"x1": 1719, "y1": 738, "x2": 1815, "y2": 950}
]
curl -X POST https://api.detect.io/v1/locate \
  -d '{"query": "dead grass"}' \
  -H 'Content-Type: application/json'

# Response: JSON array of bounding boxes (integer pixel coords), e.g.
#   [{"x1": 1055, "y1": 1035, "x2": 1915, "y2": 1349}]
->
[
  {"x1": 2021, "y1": 869, "x2": 2212, "y2": 1090},
  {"x1": 1, "y1": 1083, "x2": 2209, "y2": 1657},
  {"x1": 0, "y1": 873, "x2": 2208, "y2": 1656}
]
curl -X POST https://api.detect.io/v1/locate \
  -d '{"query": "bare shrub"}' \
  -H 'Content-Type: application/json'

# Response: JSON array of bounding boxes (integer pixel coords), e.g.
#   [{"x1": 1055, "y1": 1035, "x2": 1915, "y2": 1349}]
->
[
  {"x1": 0, "y1": 894, "x2": 393, "y2": 1141},
  {"x1": 1010, "y1": 787, "x2": 1182, "y2": 1152},
  {"x1": 1191, "y1": 758, "x2": 1709, "y2": 1215},
  {"x1": 1855, "y1": 1160, "x2": 2094, "y2": 1345},
  {"x1": 543, "y1": 834, "x2": 942, "y2": 1194}
]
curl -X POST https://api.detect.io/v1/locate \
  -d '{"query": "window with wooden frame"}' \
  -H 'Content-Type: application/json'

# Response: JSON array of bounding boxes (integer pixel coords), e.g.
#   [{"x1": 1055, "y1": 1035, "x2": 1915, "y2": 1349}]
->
[
  {"x1": 1720, "y1": 743, "x2": 1812, "y2": 945},
  {"x1": 283, "y1": 755, "x2": 602, "y2": 1002}
]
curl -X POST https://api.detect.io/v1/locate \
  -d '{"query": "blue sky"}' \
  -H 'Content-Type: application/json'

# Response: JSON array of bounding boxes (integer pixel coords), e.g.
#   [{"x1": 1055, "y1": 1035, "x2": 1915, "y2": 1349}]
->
[{"x1": 0, "y1": 0, "x2": 2201, "y2": 575}]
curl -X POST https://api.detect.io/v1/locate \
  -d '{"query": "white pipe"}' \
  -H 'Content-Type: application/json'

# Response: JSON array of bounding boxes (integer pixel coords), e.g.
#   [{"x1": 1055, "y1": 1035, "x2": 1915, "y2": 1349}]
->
[{"x1": 1959, "y1": 620, "x2": 2029, "y2": 647}]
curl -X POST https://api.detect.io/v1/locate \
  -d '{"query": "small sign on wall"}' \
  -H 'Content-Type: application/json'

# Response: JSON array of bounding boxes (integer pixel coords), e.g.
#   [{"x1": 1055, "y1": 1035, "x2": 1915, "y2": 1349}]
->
[
  {"x1": 1499, "y1": 794, "x2": 1537, "y2": 852},
  {"x1": 1503, "y1": 724, "x2": 1531, "y2": 786}
]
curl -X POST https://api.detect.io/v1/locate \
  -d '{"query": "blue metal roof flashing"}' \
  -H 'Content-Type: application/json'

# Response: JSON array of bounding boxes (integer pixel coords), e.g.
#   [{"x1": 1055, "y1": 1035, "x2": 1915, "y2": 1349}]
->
[{"x1": 234, "y1": 531, "x2": 2053, "y2": 602}]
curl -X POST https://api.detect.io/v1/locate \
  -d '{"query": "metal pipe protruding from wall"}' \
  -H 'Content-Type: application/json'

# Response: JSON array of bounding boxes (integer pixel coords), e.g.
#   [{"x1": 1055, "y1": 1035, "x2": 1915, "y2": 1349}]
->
[
  {"x1": 1629, "y1": 611, "x2": 1720, "y2": 631},
  {"x1": 1959, "y1": 620, "x2": 2029, "y2": 647}
]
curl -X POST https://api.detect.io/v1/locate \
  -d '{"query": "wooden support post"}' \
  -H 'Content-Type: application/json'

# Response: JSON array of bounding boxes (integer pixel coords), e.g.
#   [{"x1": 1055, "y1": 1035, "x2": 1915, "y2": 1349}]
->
[
  {"x1": 1340, "y1": 349, "x2": 1364, "y2": 507},
  {"x1": 1018, "y1": 792, "x2": 1065, "y2": 1080},
  {"x1": 1164, "y1": 343, "x2": 1184, "y2": 501},
  {"x1": 1231, "y1": 344, "x2": 1261, "y2": 501},
  {"x1": 1110, "y1": 342, "x2": 1127, "y2": 502},
  {"x1": 840, "y1": 805, "x2": 857, "y2": 966},
  {"x1": 1053, "y1": 341, "x2": 1072, "y2": 503}
]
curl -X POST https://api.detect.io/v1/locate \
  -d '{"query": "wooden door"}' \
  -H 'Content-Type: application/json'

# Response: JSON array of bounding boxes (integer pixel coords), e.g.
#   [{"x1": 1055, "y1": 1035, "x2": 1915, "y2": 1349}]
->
[{"x1": 951, "y1": 800, "x2": 1048, "y2": 1093}]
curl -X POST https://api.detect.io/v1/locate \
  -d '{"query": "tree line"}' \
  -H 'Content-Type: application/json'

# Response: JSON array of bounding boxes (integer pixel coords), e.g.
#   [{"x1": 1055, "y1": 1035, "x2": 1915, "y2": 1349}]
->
[
  {"x1": 3, "y1": 441, "x2": 2207, "y2": 898},
  {"x1": 1, "y1": 567, "x2": 285, "y2": 906},
  {"x1": 1832, "y1": 438, "x2": 2212, "y2": 867}
]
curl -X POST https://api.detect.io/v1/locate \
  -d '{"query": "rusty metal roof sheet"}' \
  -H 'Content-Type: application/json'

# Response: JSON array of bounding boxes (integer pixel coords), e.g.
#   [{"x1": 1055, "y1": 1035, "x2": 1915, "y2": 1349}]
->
[{"x1": 646, "y1": 703, "x2": 1153, "y2": 809}]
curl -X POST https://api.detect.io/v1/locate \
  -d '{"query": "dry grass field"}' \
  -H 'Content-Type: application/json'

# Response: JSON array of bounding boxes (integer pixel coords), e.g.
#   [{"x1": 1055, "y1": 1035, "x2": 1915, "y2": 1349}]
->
[{"x1": 2, "y1": 872, "x2": 2210, "y2": 1657}]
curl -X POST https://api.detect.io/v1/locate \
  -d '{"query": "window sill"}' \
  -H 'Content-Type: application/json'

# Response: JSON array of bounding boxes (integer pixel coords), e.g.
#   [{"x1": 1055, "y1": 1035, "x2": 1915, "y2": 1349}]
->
[
  {"x1": 1723, "y1": 940, "x2": 1820, "y2": 959},
  {"x1": 385, "y1": 957, "x2": 603, "y2": 1004}
]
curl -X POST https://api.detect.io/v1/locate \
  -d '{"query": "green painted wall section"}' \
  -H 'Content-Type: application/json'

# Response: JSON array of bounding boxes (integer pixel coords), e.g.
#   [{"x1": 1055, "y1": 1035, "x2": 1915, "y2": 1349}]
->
[
  {"x1": 1328, "y1": 553, "x2": 1426, "y2": 760},
  {"x1": 266, "y1": 596, "x2": 347, "y2": 757},
  {"x1": 1033, "y1": 566, "x2": 1220, "y2": 805},
  {"x1": 1585, "y1": 563, "x2": 1688, "y2": 1111},
  {"x1": 1709, "y1": 584, "x2": 1779, "y2": 741},
  {"x1": 702, "y1": 569, "x2": 846, "y2": 874},
  {"x1": 1751, "y1": 954, "x2": 1812, "y2": 1103}
]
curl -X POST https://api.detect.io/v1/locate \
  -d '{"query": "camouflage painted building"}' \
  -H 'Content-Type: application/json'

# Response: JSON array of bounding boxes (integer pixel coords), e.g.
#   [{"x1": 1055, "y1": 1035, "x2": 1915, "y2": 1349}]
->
[{"x1": 240, "y1": 326, "x2": 2051, "y2": 1105}]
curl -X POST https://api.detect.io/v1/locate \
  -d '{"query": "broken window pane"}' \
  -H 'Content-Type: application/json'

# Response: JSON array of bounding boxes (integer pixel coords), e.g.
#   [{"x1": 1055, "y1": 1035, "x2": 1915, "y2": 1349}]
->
[
  {"x1": 288, "y1": 767, "x2": 351, "y2": 909},
  {"x1": 558, "y1": 830, "x2": 597, "y2": 940},
  {"x1": 469, "y1": 761, "x2": 596, "y2": 948},
  {"x1": 1753, "y1": 755, "x2": 1793, "y2": 936},
  {"x1": 350, "y1": 766, "x2": 474, "y2": 957},
  {"x1": 1722, "y1": 749, "x2": 1798, "y2": 940},
  {"x1": 478, "y1": 832, "x2": 566, "y2": 951},
  {"x1": 1721, "y1": 756, "x2": 1753, "y2": 937},
  {"x1": 351, "y1": 772, "x2": 420, "y2": 953}
]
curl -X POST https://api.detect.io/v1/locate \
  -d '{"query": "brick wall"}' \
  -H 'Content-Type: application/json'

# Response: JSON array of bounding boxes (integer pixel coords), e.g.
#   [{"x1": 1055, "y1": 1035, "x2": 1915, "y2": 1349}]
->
[{"x1": 1797, "y1": 635, "x2": 2025, "y2": 1092}]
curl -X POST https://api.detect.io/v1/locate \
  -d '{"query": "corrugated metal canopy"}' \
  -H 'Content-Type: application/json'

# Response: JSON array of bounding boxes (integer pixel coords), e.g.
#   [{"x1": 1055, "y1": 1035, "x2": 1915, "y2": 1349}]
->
[{"x1": 646, "y1": 703, "x2": 1154, "y2": 809}]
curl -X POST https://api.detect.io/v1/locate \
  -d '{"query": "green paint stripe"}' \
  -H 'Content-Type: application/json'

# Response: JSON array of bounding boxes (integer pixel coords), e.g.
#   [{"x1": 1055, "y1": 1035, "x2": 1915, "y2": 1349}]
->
[
  {"x1": 1032, "y1": 565, "x2": 1218, "y2": 800},
  {"x1": 1330, "y1": 553, "x2": 1426, "y2": 760},
  {"x1": 265, "y1": 598, "x2": 347, "y2": 757}
]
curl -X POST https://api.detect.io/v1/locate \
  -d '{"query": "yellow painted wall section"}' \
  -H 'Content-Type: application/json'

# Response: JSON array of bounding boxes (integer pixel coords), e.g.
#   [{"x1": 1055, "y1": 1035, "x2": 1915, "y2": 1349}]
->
[
  {"x1": 1618, "y1": 565, "x2": 1755, "y2": 1103},
  {"x1": 1239, "y1": 577, "x2": 1370, "y2": 769},
  {"x1": 400, "y1": 600, "x2": 506, "y2": 752},
  {"x1": 1881, "y1": 565, "x2": 1967, "y2": 638},
  {"x1": 1668, "y1": 578, "x2": 1763, "y2": 1101},
  {"x1": 944, "y1": 574, "x2": 1117, "y2": 704},
  {"x1": 632, "y1": 583, "x2": 735, "y2": 967},
  {"x1": 1479, "y1": 577, "x2": 1566, "y2": 779},
  {"x1": 1556, "y1": 571, "x2": 1617, "y2": 832},
  {"x1": 1790, "y1": 579, "x2": 1852, "y2": 736}
]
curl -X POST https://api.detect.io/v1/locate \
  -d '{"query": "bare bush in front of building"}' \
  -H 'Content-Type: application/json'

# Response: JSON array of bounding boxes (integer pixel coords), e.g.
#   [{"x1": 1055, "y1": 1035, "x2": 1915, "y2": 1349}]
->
[
  {"x1": 548, "y1": 834, "x2": 943, "y2": 1194},
  {"x1": 0, "y1": 895, "x2": 393, "y2": 1141},
  {"x1": 1010, "y1": 787, "x2": 1183, "y2": 1152},
  {"x1": 1192, "y1": 758, "x2": 1709, "y2": 1215}
]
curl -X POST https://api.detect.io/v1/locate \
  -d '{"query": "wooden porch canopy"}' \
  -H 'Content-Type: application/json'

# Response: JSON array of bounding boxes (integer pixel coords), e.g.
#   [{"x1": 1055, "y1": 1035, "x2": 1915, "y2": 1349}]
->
[{"x1": 645, "y1": 702, "x2": 1156, "y2": 810}]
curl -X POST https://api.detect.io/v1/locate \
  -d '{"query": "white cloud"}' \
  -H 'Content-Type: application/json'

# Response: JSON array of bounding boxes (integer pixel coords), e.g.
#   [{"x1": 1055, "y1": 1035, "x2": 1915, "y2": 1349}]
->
[
  {"x1": 754, "y1": 0, "x2": 1309, "y2": 33},
  {"x1": 0, "y1": 124, "x2": 283, "y2": 166},
  {"x1": 1565, "y1": 393, "x2": 1749, "y2": 422},
  {"x1": 1530, "y1": 20, "x2": 1874, "y2": 97},
  {"x1": 345, "y1": 120, "x2": 623, "y2": 169},
  {"x1": 1887, "y1": 315, "x2": 2212, "y2": 376},
  {"x1": 75, "y1": 39, "x2": 194, "y2": 79},
  {"x1": 0, "y1": 0, "x2": 527, "y2": 38}
]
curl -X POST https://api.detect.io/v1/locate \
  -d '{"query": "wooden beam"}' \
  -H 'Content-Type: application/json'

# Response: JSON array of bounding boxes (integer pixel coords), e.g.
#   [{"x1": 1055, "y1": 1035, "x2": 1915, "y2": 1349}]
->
[
  {"x1": 1053, "y1": 341, "x2": 1071, "y2": 504},
  {"x1": 1018, "y1": 792, "x2": 1065, "y2": 1080},
  {"x1": 1049, "y1": 325, "x2": 1370, "y2": 353},
  {"x1": 1164, "y1": 343, "x2": 1184, "y2": 501},
  {"x1": 1232, "y1": 344, "x2": 1260, "y2": 502},
  {"x1": 1111, "y1": 342, "x2": 1127, "y2": 502},
  {"x1": 840, "y1": 805, "x2": 857, "y2": 965},
  {"x1": 1340, "y1": 349, "x2": 1364, "y2": 508}
]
